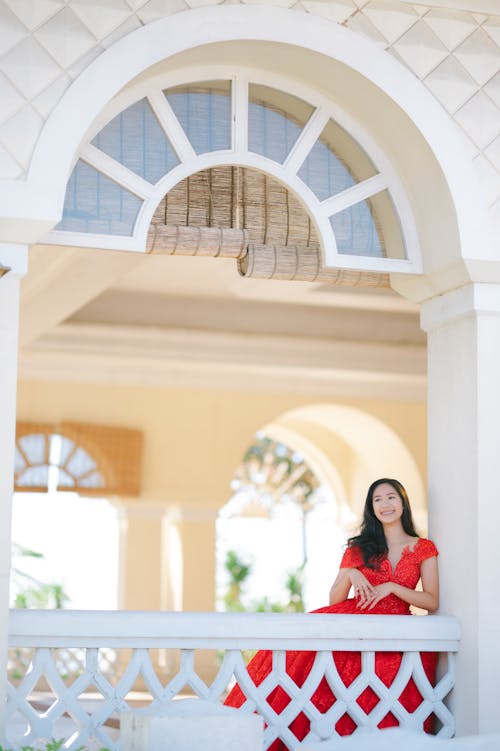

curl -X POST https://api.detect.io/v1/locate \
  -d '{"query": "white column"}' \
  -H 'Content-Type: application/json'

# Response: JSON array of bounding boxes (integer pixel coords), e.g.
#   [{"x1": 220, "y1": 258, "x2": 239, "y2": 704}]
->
[
  {"x1": 0, "y1": 245, "x2": 28, "y2": 741},
  {"x1": 421, "y1": 282, "x2": 500, "y2": 736}
]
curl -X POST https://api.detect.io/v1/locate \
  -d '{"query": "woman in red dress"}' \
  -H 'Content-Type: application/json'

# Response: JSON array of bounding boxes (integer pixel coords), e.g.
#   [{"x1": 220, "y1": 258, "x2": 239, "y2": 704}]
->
[{"x1": 224, "y1": 478, "x2": 439, "y2": 749}]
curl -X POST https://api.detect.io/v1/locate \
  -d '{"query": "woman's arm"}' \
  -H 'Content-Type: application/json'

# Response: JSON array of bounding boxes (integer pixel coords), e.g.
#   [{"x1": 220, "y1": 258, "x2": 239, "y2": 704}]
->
[{"x1": 362, "y1": 556, "x2": 439, "y2": 612}]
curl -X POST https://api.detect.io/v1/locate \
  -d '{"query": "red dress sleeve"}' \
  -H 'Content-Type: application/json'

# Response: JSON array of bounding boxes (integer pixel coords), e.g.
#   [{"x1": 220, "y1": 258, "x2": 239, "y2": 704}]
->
[
  {"x1": 414, "y1": 538, "x2": 439, "y2": 563},
  {"x1": 340, "y1": 546, "x2": 363, "y2": 569}
]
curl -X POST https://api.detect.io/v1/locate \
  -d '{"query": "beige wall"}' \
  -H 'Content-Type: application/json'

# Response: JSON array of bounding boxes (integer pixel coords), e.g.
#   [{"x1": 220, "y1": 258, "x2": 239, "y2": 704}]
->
[{"x1": 16, "y1": 379, "x2": 426, "y2": 612}]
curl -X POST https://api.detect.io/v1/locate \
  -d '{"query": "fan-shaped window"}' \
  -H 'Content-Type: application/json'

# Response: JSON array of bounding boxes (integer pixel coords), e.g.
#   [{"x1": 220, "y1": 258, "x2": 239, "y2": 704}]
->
[
  {"x1": 15, "y1": 422, "x2": 143, "y2": 496},
  {"x1": 216, "y1": 432, "x2": 346, "y2": 611},
  {"x1": 15, "y1": 432, "x2": 104, "y2": 493},
  {"x1": 50, "y1": 73, "x2": 417, "y2": 272}
]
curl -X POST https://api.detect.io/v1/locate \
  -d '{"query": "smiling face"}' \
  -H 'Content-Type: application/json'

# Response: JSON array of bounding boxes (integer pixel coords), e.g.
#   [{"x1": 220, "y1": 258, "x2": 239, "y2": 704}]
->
[{"x1": 372, "y1": 482, "x2": 403, "y2": 525}]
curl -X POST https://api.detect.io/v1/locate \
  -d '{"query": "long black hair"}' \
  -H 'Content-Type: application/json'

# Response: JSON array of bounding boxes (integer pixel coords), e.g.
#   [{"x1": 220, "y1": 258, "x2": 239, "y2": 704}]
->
[{"x1": 347, "y1": 478, "x2": 419, "y2": 568}]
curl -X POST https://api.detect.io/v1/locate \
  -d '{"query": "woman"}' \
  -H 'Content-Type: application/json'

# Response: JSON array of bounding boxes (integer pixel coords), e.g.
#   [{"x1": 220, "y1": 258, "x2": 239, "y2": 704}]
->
[{"x1": 224, "y1": 478, "x2": 439, "y2": 749}]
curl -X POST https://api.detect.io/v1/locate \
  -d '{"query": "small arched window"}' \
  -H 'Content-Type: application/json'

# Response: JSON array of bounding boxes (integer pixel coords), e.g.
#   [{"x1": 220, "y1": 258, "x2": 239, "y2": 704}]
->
[{"x1": 15, "y1": 422, "x2": 143, "y2": 496}]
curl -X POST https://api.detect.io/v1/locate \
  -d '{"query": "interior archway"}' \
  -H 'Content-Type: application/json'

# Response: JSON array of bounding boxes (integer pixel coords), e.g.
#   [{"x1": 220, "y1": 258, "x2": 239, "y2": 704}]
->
[{"x1": 264, "y1": 403, "x2": 427, "y2": 531}]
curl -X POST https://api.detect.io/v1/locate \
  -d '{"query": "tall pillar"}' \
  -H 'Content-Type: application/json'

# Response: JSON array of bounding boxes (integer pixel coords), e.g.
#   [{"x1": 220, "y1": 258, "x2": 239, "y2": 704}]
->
[
  {"x1": 120, "y1": 502, "x2": 165, "y2": 610},
  {"x1": 421, "y1": 282, "x2": 500, "y2": 735},
  {"x1": 0, "y1": 245, "x2": 28, "y2": 741}
]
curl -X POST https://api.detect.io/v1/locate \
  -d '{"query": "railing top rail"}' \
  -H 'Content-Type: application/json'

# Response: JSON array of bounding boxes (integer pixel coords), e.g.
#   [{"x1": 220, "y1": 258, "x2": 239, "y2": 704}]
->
[{"x1": 8, "y1": 609, "x2": 460, "y2": 651}]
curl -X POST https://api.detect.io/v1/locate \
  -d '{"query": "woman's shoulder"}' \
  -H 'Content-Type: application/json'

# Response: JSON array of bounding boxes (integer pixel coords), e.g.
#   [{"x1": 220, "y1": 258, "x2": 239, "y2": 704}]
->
[
  {"x1": 340, "y1": 544, "x2": 364, "y2": 568},
  {"x1": 413, "y1": 537, "x2": 439, "y2": 561}
]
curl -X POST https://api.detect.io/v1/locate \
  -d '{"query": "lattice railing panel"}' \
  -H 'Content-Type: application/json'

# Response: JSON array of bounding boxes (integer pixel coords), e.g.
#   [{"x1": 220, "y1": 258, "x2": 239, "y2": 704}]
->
[{"x1": 7, "y1": 610, "x2": 460, "y2": 751}]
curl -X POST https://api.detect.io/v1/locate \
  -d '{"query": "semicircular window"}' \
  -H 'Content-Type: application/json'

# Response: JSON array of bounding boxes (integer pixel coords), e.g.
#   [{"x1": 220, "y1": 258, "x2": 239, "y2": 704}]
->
[
  {"x1": 15, "y1": 432, "x2": 105, "y2": 494},
  {"x1": 51, "y1": 76, "x2": 411, "y2": 266}
]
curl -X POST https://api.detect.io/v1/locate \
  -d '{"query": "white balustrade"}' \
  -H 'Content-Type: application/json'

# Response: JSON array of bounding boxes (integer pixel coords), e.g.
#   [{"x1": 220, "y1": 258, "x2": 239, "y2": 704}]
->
[{"x1": 7, "y1": 610, "x2": 460, "y2": 751}]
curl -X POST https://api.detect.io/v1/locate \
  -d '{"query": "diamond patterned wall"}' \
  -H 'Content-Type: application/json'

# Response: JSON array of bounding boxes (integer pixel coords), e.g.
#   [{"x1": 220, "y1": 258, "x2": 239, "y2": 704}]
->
[{"x1": 0, "y1": 0, "x2": 498, "y2": 214}]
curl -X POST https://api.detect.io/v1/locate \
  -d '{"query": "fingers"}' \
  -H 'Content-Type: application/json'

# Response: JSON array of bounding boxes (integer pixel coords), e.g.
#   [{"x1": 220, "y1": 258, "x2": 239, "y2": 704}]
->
[{"x1": 354, "y1": 582, "x2": 376, "y2": 606}]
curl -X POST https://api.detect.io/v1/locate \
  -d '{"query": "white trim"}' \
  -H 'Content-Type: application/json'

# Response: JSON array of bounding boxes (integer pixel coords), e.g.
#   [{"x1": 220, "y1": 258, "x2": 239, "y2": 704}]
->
[
  {"x1": 233, "y1": 77, "x2": 248, "y2": 154},
  {"x1": 80, "y1": 144, "x2": 155, "y2": 199},
  {"x1": 320, "y1": 174, "x2": 389, "y2": 217},
  {"x1": 9, "y1": 609, "x2": 460, "y2": 651},
  {"x1": 0, "y1": 244, "x2": 28, "y2": 278},
  {"x1": 283, "y1": 107, "x2": 330, "y2": 175}
]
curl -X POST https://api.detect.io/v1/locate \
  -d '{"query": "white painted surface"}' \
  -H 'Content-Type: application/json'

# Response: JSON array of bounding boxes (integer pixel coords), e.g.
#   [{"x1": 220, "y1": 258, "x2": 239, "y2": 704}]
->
[
  {"x1": 422, "y1": 282, "x2": 500, "y2": 735},
  {"x1": 7, "y1": 610, "x2": 459, "y2": 749},
  {"x1": 302, "y1": 727, "x2": 500, "y2": 750},
  {"x1": 0, "y1": 245, "x2": 27, "y2": 740},
  {"x1": 121, "y1": 699, "x2": 263, "y2": 751}
]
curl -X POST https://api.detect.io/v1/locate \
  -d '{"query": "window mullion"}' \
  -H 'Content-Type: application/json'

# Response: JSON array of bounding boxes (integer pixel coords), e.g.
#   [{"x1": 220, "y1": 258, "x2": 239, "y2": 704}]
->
[
  {"x1": 80, "y1": 144, "x2": 154, "y2": 200},
  {"x1": 320, "y1": 173, "x2": 388, "y2": 217},
  {"x1": 233, "y1": 77, "x2": 248, "y2": 155},
  {"x1": 283, "y1": 108, "x2": 330, "y2": 175},
  {"x1": 147, "y1": 90, "x2": 196, "y2": 163}
]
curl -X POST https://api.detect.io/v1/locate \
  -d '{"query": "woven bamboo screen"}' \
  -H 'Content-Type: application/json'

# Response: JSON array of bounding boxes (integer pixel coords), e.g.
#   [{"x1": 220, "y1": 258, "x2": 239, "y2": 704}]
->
[
  {"x1": 146, "y1": 166, "x2": 389, "y2": 288},
  {"x1": 15, "y1": 421, "x2": 143, "y2": 497}
]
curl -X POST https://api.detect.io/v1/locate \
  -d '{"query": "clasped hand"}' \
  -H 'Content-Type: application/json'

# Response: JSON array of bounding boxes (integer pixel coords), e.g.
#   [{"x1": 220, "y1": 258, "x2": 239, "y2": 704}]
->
[{"x1": 349, "y1": 571, "x2": 393, "y2": 609}]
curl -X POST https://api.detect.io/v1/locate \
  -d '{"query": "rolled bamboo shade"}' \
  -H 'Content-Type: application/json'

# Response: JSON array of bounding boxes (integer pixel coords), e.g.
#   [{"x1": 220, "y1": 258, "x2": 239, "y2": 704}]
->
[
  {"x1": 238, "y1": 244, "x2": 390, "y2": 287},
  {"x1": 147, "y1": 165, "x2": 389, "y2": 288},
  {"x1": 147, "y1": 225, "x2": 249, "y2": 258}
]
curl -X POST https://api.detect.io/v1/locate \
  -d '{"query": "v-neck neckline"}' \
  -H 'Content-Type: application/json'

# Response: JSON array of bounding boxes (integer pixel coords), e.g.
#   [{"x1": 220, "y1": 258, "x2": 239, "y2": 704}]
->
[{"x1": 387, "y1": 537, "x2": 421, "y2": 573}]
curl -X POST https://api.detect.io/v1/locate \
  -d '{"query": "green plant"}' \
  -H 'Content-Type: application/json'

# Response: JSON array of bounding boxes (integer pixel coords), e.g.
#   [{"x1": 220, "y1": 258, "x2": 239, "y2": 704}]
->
[
  {"x1": 11, "y1": 544, "x2": 69, "y2": 609},
  {"x1": 223, "y1": 550, "x2": 252, "y2": 612},
  {"x1": 0, "y1": 740, "x2": 110, "y2": 751}
]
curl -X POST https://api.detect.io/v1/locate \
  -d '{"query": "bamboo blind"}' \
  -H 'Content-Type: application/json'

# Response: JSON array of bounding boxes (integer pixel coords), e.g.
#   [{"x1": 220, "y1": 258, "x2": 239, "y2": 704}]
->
[{"x1": 146, "y1": 166, "x2": 389, "y2": 288}]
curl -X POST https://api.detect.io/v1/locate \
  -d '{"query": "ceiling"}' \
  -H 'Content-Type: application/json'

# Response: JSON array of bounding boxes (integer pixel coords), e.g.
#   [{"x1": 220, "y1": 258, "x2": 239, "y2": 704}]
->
[{"x1": 17, "y1": 242, "x2": 425, "y2": 401}]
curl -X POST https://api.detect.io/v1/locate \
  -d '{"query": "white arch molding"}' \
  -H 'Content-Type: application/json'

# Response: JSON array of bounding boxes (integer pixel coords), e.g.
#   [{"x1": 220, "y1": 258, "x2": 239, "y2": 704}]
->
[{"x1": 0, "y1": 5, "x2": 491, "y2": 284}]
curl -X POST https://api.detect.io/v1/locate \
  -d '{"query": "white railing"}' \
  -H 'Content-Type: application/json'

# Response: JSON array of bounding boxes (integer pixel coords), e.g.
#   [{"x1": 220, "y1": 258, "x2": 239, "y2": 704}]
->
[{"x1": 7, "y1": 610, "x2": 460, "y2": 751}]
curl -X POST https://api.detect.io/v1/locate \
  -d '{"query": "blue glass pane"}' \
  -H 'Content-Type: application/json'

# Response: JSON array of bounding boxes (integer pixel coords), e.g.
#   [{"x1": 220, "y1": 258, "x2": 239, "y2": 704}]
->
[
  {"x1": 78, "y1": 471, "x2": 105, "y2": 488},
  {"x1": 165, "y1": 82, "x2": 231, "y2": 154},
  {"x1": 66, "y1": 447, "x2": 96, "y2": 479},
  {"x1": 57, "y1": 160, "x2": 142, "y2": 236},
  {"x1": 248, "y1": 103, "x2": 303, "y2": 164},
  {"x1": 14, "y1": 447, "x2": 26, "y2": 473},
  {"x1": 57, "y1": 469, "x2": 75, "y2": 488},
  {"x1": 92, "y1": 98, "x2": 179, "y2": 184},
  {"x1": 330, "y1": 200, "x2": 384, "y2": 258},
  {"x1": 18, "y1": 434, "x2": 46, "y2": 465},
  {"x1": 16, "y1": 465, "x2": 49, "y2": 488},
  {"x1": 248, "y1": 85, "x2": 313, "y2": 164},
  {"x1": 298, "y1": 140, "x2": 355, "y2": 201}
]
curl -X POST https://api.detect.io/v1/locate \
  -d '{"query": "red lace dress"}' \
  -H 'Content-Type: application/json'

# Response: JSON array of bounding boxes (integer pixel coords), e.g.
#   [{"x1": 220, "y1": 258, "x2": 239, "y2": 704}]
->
[{"x1": 224, "y1": 538, "x2": 439, "y2": 750}]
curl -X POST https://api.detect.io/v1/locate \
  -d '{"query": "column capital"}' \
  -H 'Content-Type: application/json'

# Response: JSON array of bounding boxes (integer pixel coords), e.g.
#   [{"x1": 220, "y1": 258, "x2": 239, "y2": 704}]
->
[
  {"x1": 0, "y1": 244, "x2": 28, "y2": 280},
  {"x1": 420, "y1": 282, "x2": 500, "y2": 333}
]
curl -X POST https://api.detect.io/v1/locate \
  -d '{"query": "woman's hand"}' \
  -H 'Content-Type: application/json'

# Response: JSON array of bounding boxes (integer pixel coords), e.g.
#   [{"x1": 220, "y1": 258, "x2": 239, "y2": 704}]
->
[
  {"x1": 358, "y1": 581, "x2": 394, "y2": 610},
  {"x1": 348, "y1": 569, "x2": 376, "y2": 607}
]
